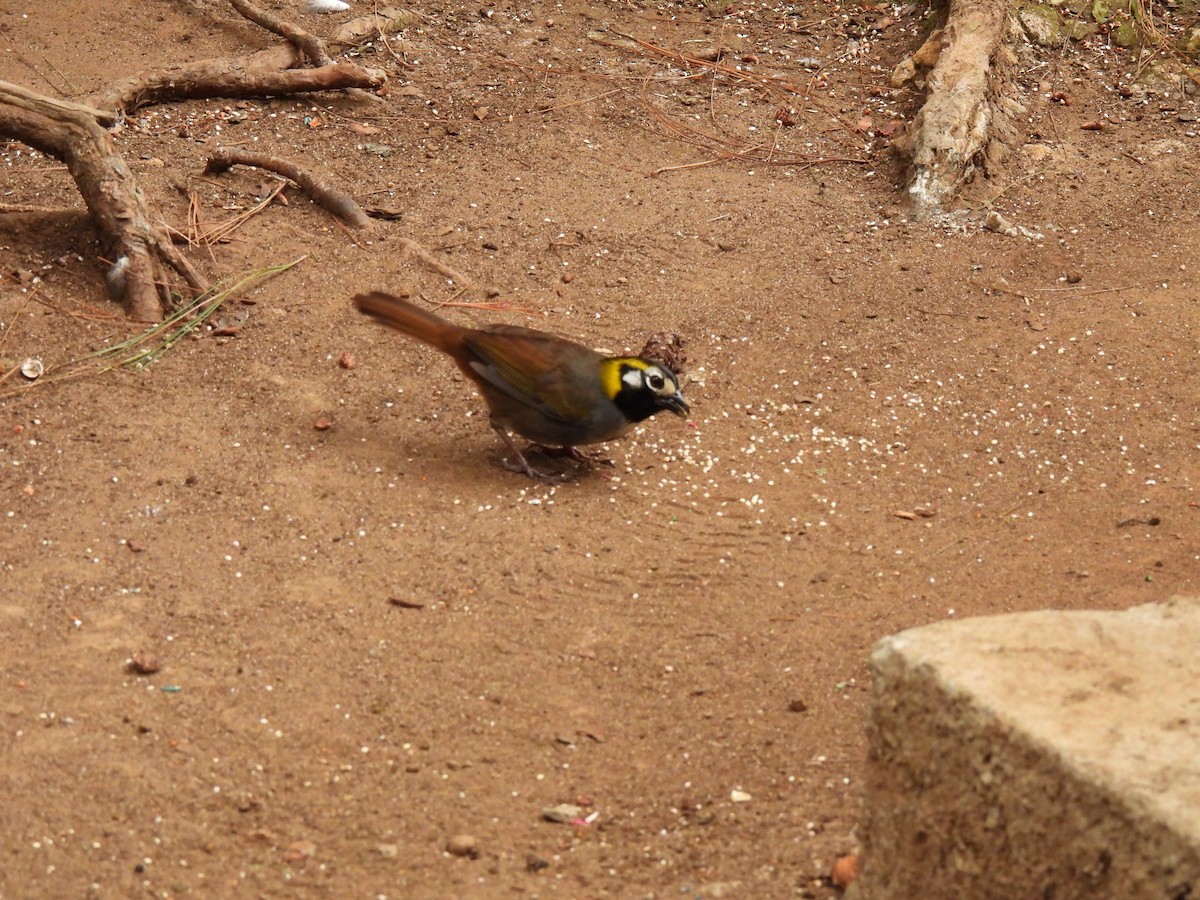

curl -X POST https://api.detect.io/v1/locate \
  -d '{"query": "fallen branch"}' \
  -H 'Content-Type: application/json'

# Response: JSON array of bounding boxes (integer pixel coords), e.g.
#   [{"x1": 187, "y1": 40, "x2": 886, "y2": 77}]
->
[
  {"x1": 204, "y1": 148, "x2": 373, "y2": 229},
  {"x1": 0, "y1": 79, "x2": 206, "y2": 321}
]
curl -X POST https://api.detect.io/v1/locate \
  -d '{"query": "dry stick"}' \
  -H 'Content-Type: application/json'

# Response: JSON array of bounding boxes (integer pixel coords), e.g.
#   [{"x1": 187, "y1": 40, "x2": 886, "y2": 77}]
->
[
  {"x1": 204, "y1": 148, "x2": 373, "y2": 229},
  {"x1": 0, "y1": 285, "x2": 38, "y2": 353},
  {"x1": 607, "y1": 28, "x2": 861, "y2": 136},
  {"x1": 33, "y1": 294, "x2": 124, "y2": 322},
  {"x1": 398, "y1": 238, "x2": 475, "y2": 289},
  {"x1": 652, "y1": 158, "x2": 724, "y2": 176},
  {"x1": 639, "y1": 80, "x2": 863, "y2": 169},
  {"x1": 194, "y1": 181, "x2": 287, "y2": 245}
]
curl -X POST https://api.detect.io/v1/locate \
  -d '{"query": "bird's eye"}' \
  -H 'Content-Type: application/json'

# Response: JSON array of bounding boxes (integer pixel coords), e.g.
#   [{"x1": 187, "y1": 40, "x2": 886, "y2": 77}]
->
[{"x1": 647, "y1": 372, "x2": 665, "y2": 391}]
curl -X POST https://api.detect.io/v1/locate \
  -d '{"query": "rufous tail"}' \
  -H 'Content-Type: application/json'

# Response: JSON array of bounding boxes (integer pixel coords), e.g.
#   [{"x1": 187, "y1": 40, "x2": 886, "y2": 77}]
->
[{"x1": 353, "y1": 291, "x2": 467, "y2": 353}]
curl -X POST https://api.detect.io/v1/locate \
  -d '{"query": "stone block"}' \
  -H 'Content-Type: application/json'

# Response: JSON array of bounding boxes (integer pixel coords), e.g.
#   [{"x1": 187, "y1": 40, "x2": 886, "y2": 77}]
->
[{"x1": 851, "y1": 597, "x2": 1200, "y2": 900}]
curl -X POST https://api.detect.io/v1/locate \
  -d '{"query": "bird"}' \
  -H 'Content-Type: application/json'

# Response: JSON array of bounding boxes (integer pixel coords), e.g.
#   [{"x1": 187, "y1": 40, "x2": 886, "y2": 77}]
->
[{"x1": 353, "y1": 291, "x2": 690, "y2": 479}]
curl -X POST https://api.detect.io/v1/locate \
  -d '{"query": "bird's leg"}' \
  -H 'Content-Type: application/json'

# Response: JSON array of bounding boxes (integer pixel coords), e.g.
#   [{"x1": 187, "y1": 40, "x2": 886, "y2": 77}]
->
[{"x1": 491, "y1": 422, "x2": 560, "y2": 480}]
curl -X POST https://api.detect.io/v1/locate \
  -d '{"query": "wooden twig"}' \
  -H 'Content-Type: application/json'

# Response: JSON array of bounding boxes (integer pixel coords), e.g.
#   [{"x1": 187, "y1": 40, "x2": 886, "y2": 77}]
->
[
  {"x1": 398, "y1": 237, "x2": 475, "y2": 289},
  {"x1": 204, "y1": 148, "x2": 373, "y2": 229},
  {"x1": 194, "y1": 181, "x2": 287, "y2": 245}
]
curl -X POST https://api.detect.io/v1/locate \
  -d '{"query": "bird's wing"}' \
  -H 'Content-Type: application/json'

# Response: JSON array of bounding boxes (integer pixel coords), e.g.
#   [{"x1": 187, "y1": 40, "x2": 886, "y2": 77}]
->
[{"x1": 462, "y1": 327, "x2": 593, "y2": 424}]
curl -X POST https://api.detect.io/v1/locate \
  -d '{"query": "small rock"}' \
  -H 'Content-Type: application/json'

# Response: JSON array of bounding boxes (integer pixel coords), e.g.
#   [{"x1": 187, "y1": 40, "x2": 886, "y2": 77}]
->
[
  {"x1": 313, "y1": 417, "x2": 333, "y2": 431},
  {"x1": 337, "y1": 351, "x2": 356, "y2": 369},
  {"x1": 787, "y1": 698, "x2": 809, "y2": 713},
  {"x1": 890, "y1": 57, "x2": 917, "y2": 88},
  {"x1": 1019, "y1": 8, "x2": 1061, "y2": 47},
  {"x1": 526, "y1": 853, "x2": 550, "y2": 872},
  {"x1": 984, "y1": 210, "x2": 1017, "y2": 236},
  {"x1": 128, "y1": 651, "x2": 161, "y2": 675},
  {"x1": 730, "y1": 789, "x2": 752, "y2": 803},
  {"x1": 378, "y1": 843, "x2": 399, "y2": 859},
  {"x1": 284, "y1": 839, "x2": 316, "y2": 862},
  {"x1": 446, "y1": 834, "x2": 480, "y2": 859},
  {"x1": 1023, "y1": 143, "x2": 1053, "y2": 162},
  {"x1": 542, "y1": 803, "x2": 583, "y2": 824},
  {"x1": 831, "y1": 853, "x2": 860, "y2": 888}
]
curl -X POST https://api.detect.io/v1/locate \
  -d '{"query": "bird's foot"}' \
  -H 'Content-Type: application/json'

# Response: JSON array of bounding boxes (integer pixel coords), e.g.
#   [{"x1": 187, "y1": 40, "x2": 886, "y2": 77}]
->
[
  {"x1": 538, "y1": 445, "x2": 614, "y2": 468},
  {"x1": 497, "y1": 453, "x2": 571, "y2": 482}
]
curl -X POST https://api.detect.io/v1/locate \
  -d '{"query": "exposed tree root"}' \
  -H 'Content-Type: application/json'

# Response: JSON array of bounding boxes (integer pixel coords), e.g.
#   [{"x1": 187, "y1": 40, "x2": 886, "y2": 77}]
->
[
  {"x1": 95, "y1": 45, "x2": 300, "y2": 115},
  {"x1": 0, "y1": 80, "x2": 207, "y2": 321},
  {"x1": 892, "y1": 0, "x2": 1023, "y2": 217},
  {"x1": 0, "y1": 0, "x2": 395, "y2": 318},
  {"x1": 204, "y1": 149, "x2": 374, "y2": 230}
]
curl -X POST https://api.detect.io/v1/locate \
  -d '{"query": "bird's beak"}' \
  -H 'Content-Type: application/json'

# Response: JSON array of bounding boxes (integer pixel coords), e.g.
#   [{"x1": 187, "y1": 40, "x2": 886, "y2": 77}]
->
[{"x1": 663, "y1": 392, "x2": 690, "y2": 417}]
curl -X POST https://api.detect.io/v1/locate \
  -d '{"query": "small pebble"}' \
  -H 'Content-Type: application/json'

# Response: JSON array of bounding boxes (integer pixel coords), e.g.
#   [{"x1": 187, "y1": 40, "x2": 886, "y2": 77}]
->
[
  {"x1": 128, "y1": 651, "x2": 161, "y2": 675},
  {"x1": 284, "y1": 839, "x2": 316, "y2": 862},
  {"x1": 526, "y1": 853, "x2": 550, "y2": 872},
  {"x1": 446, "y1": 834, "x2": 480, "y2": 859},
  {"x1": 542, "y1": 803, "x2": 583, "y2": 824},
  {"x1": 338, "y1": 352, "x2": 356, "y2": 369},
  {"x1": 831, "y1": 853, "x2": 860, "y2": 888},
  {"x1": 313, "y1": 417, "x2": 333, "y2": 431}
]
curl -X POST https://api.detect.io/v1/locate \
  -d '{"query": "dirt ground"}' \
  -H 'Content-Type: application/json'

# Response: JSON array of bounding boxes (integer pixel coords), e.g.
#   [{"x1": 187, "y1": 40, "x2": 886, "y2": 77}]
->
[{"x1": 1, "y1": 0, "x2": 1197, "y2": 897}]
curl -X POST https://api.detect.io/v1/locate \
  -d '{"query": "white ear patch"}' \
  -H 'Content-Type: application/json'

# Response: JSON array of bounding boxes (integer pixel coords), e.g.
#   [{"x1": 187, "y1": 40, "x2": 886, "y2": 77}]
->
[{"x1": 622, "y1": 368, "x2": 644, "y2": 390}]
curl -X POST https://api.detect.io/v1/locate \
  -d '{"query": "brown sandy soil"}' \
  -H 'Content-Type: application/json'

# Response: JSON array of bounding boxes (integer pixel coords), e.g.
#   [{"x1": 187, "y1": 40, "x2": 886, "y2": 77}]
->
[{"x1": 1, "y1": 1, "x2": 1197, "y2": 897}]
